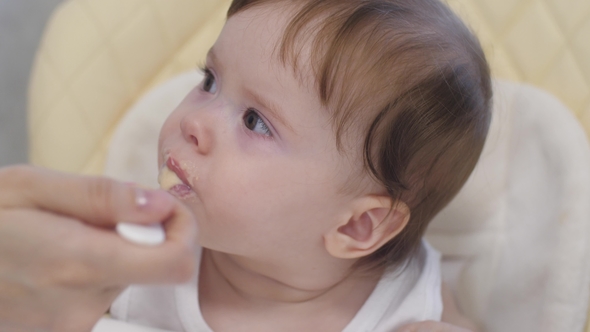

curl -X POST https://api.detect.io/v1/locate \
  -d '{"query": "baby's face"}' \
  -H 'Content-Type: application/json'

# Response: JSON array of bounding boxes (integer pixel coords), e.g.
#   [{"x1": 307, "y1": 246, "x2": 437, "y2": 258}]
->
[{"x1": 158, "y1": 5, "x2": 362, "y2": 265}]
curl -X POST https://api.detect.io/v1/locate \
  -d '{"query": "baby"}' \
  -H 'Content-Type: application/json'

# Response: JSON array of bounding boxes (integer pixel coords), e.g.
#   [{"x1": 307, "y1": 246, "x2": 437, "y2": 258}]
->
[{"x1": 110, "y1": 0, "x2": 491, "y2": 331}]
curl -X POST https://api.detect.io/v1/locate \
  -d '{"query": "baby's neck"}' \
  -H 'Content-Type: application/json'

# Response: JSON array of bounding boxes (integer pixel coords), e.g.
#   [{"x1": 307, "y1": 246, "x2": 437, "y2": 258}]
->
[{"x1": 199, "y1": 249, "x2": 382, "y2": 331}]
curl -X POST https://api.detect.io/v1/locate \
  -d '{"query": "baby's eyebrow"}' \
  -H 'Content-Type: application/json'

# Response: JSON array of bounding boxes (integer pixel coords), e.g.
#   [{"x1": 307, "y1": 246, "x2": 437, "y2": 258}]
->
[
  {"x1": 243, "y1": 87, "x2": 295, "y2": 134},
  {"x1": 206, "y1": 48, "x2": 222, "y2": 72}
]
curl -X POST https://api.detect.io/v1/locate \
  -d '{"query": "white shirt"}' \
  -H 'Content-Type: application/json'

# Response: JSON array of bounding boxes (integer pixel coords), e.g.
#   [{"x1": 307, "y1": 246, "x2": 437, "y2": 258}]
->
[{"x1": 105, "y1": 240, "x2": 442, "y2": 332}]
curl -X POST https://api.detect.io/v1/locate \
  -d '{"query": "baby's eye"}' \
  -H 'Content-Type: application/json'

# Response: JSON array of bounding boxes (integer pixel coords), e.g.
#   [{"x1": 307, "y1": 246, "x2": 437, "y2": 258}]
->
[
  {"x1": 201, "y1": 68, "x2": 217, "y2": 94},
  {"x1": 243, "y1": 109, "x2": 272, "y2": 137}
]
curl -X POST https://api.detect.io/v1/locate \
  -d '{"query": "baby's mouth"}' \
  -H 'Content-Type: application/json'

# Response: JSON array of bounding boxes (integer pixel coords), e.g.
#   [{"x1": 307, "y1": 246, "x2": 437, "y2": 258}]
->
[{"x1": 158, "y1": 158, "x2": 194, "y2": 198}]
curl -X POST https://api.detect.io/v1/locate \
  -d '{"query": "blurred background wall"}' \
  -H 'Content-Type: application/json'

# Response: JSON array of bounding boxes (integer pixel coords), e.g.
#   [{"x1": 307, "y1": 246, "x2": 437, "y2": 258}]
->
[{"x1": 0, "y1": 0, "x2": 63, "y2": 167}]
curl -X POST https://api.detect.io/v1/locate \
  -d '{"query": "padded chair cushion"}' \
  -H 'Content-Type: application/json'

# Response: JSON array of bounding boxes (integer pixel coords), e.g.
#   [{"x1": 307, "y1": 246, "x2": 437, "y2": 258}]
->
[
  {"x1": 427, "y1": 80, "x2": 590, "y2": 332},
  {"x1": 104, "y1": 72, "x2": 590, "y2": 332}
]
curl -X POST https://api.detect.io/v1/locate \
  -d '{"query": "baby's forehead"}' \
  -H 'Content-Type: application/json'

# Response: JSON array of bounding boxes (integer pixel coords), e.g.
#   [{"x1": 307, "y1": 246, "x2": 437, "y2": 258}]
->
[
  {"x1": 223, "y1": 3, "x2": 317, "y2": 76},
  {"x1": 213, "y1": 7, "x2": 323, "y2": 118},
  {"x1": 227, "y1": 4, "x2": 348, "y2": 94}
]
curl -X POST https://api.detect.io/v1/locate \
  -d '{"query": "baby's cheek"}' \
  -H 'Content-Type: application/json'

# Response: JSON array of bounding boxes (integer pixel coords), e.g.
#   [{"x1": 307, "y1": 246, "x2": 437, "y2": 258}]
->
[
  {"x1": 158, "y1": 115, "x2": 180, "y2": 146},
  {"x1": 207, "y1": 169, "x2": 277, "y2": 222}
]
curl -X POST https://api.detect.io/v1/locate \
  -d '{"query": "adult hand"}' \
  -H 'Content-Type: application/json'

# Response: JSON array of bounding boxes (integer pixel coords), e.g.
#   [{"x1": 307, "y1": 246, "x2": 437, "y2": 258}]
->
[
  {"x1": 0, "y1": 165, "x2": 197, "y2": 332},
  {"x1": 396, "y1": 321, "x2": 473, "y2": 332}
]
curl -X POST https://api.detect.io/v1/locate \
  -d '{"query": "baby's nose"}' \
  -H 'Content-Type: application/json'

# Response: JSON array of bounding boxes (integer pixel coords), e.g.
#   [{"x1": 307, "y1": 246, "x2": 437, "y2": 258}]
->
[{"x1": 179, "y1": 112, "x2": 213, "y2": 155}]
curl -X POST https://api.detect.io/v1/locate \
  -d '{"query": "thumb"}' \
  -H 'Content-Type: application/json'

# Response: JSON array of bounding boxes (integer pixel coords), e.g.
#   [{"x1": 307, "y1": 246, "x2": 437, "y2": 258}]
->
[{"x1": 0, "y1": 165, "x2": 176, "y2": 227}]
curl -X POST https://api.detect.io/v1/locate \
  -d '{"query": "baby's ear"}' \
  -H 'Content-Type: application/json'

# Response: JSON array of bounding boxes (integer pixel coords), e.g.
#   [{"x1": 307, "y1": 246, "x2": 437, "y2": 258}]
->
[{"x1": 324, "y1": 196, "x2": 410, "y2": 259}]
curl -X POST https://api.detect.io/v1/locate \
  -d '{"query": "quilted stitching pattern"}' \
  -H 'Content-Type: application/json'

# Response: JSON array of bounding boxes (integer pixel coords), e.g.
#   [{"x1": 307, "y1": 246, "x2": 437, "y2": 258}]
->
[
  {"x1": 28, "y1": 0, "x2": 229, "y2": 174},
  {"x1": 28, "y1": 0, "x2": 590, "y2": 176},
  {"x1": 447, "y1": 0, "x2": 590, "y2": 135}
]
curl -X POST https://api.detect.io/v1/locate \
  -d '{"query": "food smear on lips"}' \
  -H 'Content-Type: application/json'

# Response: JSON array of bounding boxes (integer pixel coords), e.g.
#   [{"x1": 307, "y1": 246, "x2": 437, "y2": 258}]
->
[{"x1": 158, "y1": 165, "x2": 184, "y2": 190}]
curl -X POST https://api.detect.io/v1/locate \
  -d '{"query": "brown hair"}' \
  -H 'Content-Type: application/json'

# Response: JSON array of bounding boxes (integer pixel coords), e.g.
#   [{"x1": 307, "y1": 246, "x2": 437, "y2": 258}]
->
[{"x1": 228, "y1": 0, "x2": 492, "y2": 270}]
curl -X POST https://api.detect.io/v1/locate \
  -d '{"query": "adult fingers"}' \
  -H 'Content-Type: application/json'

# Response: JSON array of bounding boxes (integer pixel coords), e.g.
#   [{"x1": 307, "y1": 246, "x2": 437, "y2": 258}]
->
[
  {"x1": 0, "y1": 205, "x2": 197, "y2": 287},
  {"x1": 92, "y1": 197, "x2": 199, "y2": 285},
  {"x1": 0, "y1": 165, "x2": 175, "y2": 227}
]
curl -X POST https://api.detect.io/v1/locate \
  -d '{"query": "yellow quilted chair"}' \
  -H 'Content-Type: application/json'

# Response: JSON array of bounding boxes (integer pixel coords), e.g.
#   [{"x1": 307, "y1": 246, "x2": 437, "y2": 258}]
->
[{"x1": 27, "y1": 0, "x2": 590, "y2": 331}]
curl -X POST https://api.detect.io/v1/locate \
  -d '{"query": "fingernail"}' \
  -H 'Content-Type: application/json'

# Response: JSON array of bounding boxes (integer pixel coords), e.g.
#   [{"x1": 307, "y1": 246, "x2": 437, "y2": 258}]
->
[
  {"x1": 134, "y1": 188, "x2": 174, "y2": 211},
  {"x1": 135, "y1": 188, "x2": 149, "y2": 207}
]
